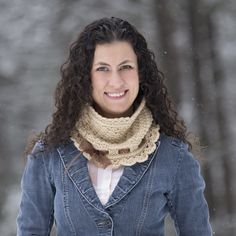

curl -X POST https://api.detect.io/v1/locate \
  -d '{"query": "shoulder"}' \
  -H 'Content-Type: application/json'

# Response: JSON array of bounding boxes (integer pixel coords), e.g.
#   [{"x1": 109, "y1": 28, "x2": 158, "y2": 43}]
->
[
  {"x1": 31, "y1": 140, "x2": 46, "y2": 155},
  {"x1": 156, "y1": 133, "x2": 198, "y2": 175},
  {"x1": 25, "y1": 141, "x2": 54, "y2": 178},
  {"x1": 159, "y1": 133, "x2": 189, "y2": 151},
  {"x1": 30, "y1": 139, "x2": 73, "y2": 157},
  {"x1": 27, "y1": 140, "x2": 61, "y2": 172},
  {"x1": 25, "y1": 140, "x2": 74, "y2": 184},
  {"x1": 153, "y1": 133, "x2": 202, "y2": 191},
  {"x1": 29, "y1": 139, "x2": 79, "y2": 165},
  {"x1": 158, "y1": 133, "x2": 190, "y2": 162}
]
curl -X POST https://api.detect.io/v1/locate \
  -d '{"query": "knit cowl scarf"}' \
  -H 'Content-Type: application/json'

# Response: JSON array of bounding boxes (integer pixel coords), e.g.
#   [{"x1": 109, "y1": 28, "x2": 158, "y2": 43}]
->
[{"x1": 71, "y1": 99, "x2": 160, "y2": 168}]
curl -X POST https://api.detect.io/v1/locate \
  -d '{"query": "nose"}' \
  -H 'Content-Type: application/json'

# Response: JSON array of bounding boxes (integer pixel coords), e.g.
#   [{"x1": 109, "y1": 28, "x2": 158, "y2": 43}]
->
[{"x1": 109, "y1": 71, "x2": 124, "y2": 88}]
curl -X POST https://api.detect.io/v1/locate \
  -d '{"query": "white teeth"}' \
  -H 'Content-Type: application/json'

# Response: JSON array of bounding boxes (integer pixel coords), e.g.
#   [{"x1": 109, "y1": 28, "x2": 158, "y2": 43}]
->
[{"x1": 107, "y1": 91, "x2": 125, "y2": 97}]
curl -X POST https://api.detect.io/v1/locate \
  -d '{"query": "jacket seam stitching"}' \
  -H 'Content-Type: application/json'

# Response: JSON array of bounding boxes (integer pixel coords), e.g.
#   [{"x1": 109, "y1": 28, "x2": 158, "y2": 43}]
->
[
  {"x1": 135, "y1": 161, "x2": 154, "y2": 236},
  {"x1": 168, "y1": 146, "x2": 184, "y2": 233}
]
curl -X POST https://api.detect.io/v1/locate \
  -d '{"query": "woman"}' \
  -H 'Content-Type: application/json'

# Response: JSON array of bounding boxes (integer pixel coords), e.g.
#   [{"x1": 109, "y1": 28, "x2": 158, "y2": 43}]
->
[{"x1": 17, "y1": 17, "x2": 212, "y2": 235}]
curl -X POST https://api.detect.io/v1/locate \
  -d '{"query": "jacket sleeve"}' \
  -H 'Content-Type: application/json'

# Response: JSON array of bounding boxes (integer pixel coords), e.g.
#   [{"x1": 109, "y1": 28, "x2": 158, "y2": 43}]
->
[
  {"x1": 168, "y1": 145, "x2": 213, "y2": 236},
  {"x1": 17, "y1": 144, "x2": 55, "y2": 236}
]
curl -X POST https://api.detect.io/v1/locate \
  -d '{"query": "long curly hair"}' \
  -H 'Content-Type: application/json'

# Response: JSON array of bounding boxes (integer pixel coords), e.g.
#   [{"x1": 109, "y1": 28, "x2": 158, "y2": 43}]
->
[{"x1": 26, "y1": 17, "x2": 191, "y2": 154}]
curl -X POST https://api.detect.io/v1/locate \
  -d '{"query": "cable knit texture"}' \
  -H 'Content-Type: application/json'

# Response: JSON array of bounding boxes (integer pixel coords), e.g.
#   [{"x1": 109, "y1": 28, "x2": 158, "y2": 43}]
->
[{"x1": 71, "y1": 99, "x2": 160, "y2": 168}]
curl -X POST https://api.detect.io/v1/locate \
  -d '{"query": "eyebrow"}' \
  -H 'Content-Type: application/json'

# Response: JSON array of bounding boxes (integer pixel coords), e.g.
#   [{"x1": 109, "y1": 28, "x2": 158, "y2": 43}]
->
[
  {"x1": 94, "y1": 60, "x2": 134, "y2": 67},
  {"x1": 118, "y1": 60, "x2": 134, "y2": 66},
  {"x1": 94, "y1": 62, "x2": 110, "y2": 66}
]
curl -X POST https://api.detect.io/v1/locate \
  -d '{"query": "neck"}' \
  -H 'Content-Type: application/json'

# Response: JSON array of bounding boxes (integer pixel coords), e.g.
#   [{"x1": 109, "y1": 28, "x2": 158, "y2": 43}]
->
[{"x1": 93, "y1": 103, "x2": 134, "y2": 118}]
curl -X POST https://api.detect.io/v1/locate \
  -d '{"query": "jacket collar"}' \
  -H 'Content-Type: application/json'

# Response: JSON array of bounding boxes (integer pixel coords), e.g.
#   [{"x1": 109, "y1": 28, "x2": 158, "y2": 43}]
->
[{"x1": 57, "y1": 139, "x2": 160, "y2": 211}]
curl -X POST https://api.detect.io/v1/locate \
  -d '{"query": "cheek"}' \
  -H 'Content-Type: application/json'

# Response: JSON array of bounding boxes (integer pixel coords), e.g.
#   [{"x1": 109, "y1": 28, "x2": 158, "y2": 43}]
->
[
  {"x1": 91, "y1": 74, "x2": 100, "y2": 89},
  {"x1": 91, "y1": 71, "x2": 109, "y2": 84},
  {"x1": 91, "y1": 77, "x2": 106, "y2": 96},
  {"x1": 125, "y1": 71, "x2": 139, "y2": 88}
]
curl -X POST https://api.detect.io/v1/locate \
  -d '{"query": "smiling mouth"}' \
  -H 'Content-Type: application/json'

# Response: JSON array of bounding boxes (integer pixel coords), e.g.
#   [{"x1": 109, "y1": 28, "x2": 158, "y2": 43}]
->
[{"x1": 105, "y1": 90, "x2": 128, "y2": 98}]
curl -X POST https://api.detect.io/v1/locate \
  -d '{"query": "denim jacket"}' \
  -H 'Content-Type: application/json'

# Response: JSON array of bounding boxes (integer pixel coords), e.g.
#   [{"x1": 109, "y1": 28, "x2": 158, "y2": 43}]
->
[{"x1": 17, "y1": 133, "x2": 212, "y2": 236}]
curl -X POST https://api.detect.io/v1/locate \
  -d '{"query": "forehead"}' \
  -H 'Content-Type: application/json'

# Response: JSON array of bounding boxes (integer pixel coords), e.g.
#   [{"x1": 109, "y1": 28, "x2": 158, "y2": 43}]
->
[{"x1": 93, "y1": 41, "x2": 137, "y2": 63}]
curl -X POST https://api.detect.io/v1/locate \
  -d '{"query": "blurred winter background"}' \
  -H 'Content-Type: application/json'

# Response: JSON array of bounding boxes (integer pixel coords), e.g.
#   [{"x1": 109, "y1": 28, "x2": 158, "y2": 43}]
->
[{"x1": 0, "y1": 0, "x2": 235, "y2": 235}]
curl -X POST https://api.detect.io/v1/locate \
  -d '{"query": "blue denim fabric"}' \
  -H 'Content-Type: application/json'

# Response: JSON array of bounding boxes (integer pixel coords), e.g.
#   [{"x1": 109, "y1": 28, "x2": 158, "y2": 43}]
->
[{"x1": 17, "y1": 133, "x2": 212, "y2": 236}]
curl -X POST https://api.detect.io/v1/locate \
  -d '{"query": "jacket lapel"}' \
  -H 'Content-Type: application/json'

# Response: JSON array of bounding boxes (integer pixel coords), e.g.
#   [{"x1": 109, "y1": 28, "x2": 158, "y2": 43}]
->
[
  {"x1": 105, "y1": 141, "x2": 160, "y2": 208},
  {"x1": 57, "y1": 140, "x2": 160, "y2": 211},
  {"x1": 57, "y1": 141, "x2": 105, "y2": 211}
]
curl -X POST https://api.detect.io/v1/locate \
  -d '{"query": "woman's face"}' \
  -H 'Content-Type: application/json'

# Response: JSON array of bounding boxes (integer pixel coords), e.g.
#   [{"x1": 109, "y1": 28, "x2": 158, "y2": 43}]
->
[{"x1": 91, "y1": 41, "x2": 139, "y2": 118}]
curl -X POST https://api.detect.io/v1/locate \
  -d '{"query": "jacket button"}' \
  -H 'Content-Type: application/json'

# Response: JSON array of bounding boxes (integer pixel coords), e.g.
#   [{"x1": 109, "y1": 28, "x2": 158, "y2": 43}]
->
[
  {"x1": 105, "y1": 220, "x2": 112, "y2": 226},
  {"x1": 97, "y1": 219, "x2": 112, "y2": 227}
]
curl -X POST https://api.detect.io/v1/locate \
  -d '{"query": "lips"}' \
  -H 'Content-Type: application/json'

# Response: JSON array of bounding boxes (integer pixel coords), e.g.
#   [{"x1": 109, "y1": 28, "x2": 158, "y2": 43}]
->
[{"x1": 105, "y1": 90, "x2": 128, "y2": 98}]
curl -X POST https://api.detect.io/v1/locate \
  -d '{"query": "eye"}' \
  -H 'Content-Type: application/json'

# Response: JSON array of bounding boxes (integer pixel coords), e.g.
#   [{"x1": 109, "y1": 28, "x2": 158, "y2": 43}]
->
[
  {"x1": 96, "y1": 66, "x2": 109, "y2": 72},
  {"x1": 119, "y1": 65, "x2": 133, "y2": 71}
]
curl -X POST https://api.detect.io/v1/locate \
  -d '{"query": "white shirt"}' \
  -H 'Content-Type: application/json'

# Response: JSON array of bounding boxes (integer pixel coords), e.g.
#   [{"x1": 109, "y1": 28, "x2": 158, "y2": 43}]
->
[{"x1": 87, "y1": 161, "x2": 124, "y2": 205}]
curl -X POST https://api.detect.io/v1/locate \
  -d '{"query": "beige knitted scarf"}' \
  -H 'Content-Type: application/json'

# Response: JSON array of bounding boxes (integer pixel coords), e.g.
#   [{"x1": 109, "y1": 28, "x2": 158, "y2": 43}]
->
[{"x1": 71, "y1": 99, "x2": 160, "y2": 168}]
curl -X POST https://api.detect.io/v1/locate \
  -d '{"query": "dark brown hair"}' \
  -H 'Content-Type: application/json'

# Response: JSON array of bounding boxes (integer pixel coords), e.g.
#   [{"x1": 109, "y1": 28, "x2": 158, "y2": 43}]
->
[{"x1": 26, "y1": 17, "x2": 191, "y2": 154}]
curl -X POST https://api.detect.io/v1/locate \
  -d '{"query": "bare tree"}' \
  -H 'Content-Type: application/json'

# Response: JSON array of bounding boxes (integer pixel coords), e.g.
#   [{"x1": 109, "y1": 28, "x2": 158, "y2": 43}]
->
[
  {"x1": 154, "y1": 0, "x2": 182, "y2": 107},
  {"x1": 206, "y1": 6, "x2": 235, "y2": 234},
  {"x1": 187, "y1": 0, "x2": 216, "y2": 216}
]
